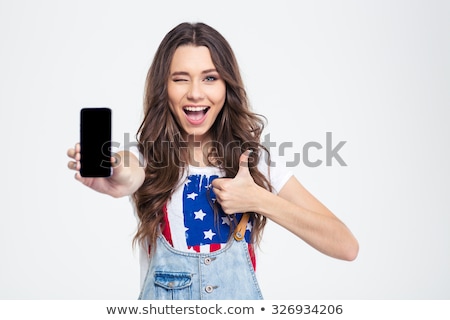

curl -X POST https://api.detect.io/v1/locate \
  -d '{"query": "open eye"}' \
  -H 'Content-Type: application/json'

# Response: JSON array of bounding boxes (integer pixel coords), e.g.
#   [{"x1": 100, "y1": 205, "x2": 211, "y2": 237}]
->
[{"x1": 204, "y1": 76, "x2": 217, "y2": 82}]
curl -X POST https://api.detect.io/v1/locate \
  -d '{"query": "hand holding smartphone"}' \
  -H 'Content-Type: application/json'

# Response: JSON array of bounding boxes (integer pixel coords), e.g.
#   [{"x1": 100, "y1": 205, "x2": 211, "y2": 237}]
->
[{"x1": 80, "y1": 108, "x2": 112, "y2": 177}]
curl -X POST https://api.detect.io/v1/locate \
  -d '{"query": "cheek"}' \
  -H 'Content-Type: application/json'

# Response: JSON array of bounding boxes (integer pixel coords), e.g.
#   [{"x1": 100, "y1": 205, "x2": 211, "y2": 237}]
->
[
  {"x1": 210, "y1": 85, "x2": 226, "y2": 105},
  {"x1": 167, "y1": 87, "x2": 175, "y2": 105},
  {"x1": 167, "y1": 85, "x2": 183, "y2": 106},
  {"x1": 167, "y1": 94, "x2": 180, "y2": 118}
]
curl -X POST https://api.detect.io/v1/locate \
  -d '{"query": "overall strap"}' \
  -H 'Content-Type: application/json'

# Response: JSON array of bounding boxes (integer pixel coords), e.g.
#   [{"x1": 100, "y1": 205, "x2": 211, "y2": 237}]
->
[{"x1": 234, "y1": 213, "x2": 250, "y2": 241}]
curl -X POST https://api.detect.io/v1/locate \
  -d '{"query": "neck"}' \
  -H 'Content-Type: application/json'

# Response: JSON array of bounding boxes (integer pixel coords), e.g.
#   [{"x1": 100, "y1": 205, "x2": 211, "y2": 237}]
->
[{"x1": 185, "y1": 134, "x2": 210, "y2": 167}]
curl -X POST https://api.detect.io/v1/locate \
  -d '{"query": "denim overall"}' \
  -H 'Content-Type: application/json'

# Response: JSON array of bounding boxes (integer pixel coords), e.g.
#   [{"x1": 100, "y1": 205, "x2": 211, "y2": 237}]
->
[{"x1": 138, "y1": 234, "x2": 264, "y2": 300}]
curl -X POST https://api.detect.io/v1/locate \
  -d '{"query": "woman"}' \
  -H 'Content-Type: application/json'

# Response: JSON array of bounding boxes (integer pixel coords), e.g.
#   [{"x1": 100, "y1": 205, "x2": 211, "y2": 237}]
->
[{"x1": 67, "y1": 22, "x2": 358, "y2": 300}]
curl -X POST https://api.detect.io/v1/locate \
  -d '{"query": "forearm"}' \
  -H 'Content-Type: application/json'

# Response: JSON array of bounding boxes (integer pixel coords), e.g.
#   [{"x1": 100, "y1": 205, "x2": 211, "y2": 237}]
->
[
  {"x1": 211, "y1": 154, "x2": 358, "y2": 261},
  {"x1": 110, "y1": 151, "x2": 145, "y2": 197},
  {"x1": 251, "y1": 184, "x2": 359, "y2": 261}
]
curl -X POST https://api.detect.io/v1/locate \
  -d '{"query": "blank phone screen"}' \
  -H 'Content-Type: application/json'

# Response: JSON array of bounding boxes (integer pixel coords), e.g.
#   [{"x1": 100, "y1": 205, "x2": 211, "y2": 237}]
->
[{"x1": 80, "y1": 108, "x2": 112, "y2": 177}]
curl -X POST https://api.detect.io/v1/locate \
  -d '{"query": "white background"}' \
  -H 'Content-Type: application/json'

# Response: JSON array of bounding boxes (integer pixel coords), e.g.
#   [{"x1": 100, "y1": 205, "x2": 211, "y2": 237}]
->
[{"x1": 1, "y1": 0, "x2": 449, "y2": 299}]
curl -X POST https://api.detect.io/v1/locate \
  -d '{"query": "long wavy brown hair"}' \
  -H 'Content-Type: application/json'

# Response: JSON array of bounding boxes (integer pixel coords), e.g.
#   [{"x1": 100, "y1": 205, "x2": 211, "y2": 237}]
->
[{"x1": 132, "y1": 22, "x2": 272, "y2": 249}]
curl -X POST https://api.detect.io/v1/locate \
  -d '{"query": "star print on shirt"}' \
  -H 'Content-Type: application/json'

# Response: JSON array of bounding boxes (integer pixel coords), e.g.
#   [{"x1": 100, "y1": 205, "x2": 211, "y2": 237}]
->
[
  {"x1": 194, "y1": 209, "x2": 206, "y2": 220},
  {"x1": 221, "y1": 215, "x2": 232, "y2": 226},
  {"x1": 186, "y1": 192, "x2": 198, "y2": 200},
  {"x1": 204, "y1": 229, "x2": 216, "y2": 240}
]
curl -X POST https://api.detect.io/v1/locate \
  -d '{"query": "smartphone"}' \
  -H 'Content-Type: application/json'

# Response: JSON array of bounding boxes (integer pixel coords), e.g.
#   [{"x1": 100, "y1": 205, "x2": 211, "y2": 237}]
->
[{"x1": 80, "y1": 107, "x2": 112, "y2": 177}]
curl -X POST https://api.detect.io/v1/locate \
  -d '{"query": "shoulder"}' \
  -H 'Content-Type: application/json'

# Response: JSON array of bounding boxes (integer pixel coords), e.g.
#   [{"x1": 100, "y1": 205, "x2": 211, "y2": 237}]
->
[{"x1": 256, "y1": 149, "x2": 293, "y2": 194}]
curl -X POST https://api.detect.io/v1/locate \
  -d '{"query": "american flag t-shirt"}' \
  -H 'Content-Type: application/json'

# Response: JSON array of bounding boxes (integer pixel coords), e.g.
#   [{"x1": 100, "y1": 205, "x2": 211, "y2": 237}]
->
[
  {"x1": 183, "y1": 173, "x2": 249, "y2": 252},
  {"x1": 164, "y1": 166, "x2": 252, "y2": 254}
]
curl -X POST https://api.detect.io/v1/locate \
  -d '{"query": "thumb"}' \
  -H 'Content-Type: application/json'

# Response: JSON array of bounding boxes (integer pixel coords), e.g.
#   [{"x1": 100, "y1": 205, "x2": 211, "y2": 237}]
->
[{"x1": 236, "y1": 149, "x2": 253, "y2": 178}]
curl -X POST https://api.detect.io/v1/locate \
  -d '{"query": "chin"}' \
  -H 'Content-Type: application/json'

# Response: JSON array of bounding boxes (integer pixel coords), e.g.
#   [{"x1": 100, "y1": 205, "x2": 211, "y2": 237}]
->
[{"x1": 184, "y1": 129, "x2": 210, "y2": 141}]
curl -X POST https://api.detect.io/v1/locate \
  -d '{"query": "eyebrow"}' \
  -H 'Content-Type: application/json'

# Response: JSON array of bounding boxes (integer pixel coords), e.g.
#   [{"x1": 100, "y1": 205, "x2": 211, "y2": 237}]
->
[{"x1": 170, "y1": 69, "x2": 218, "y2": 76}]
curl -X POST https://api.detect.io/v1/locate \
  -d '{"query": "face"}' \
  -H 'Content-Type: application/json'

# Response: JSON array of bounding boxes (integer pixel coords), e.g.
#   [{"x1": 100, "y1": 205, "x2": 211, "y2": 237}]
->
[{"x1": 167, "y1": 45, "x2": 226, "y2": 143}]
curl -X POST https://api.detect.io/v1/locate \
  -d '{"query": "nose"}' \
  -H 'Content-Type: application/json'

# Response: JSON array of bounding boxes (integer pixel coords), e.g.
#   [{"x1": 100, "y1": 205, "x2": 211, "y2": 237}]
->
[{"x1": 187, "y1": 81, "x2": 204, "y2": 101}]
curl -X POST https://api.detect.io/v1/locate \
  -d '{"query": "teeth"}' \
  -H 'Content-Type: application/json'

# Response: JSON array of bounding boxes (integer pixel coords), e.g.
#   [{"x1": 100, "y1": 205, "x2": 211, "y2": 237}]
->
[{"x1": 184, "y1": 106, "x2": 208, "y2": 112}]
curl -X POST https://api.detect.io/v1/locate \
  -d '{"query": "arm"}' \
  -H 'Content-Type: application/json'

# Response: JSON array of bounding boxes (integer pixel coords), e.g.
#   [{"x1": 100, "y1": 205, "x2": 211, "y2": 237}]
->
[
  {"x1": 67, "y1": 143, "x2": 145, "y2": 198},
  {"x1": 212, "y1": 151, "x2": 359, "y2": 261},
  {"x1": 255, "y1": 176, "x2": 358, "y2": 261}
]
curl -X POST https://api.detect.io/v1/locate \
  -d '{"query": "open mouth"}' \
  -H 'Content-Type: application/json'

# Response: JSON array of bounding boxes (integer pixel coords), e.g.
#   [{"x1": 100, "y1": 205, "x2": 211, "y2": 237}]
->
[{"x1": 183, "y1": 106, "x2": 210, "y2": 123}]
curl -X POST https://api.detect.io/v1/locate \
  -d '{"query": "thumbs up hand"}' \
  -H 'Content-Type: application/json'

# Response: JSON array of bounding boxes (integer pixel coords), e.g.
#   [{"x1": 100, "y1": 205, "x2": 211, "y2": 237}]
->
[{"x1": 211, "y1": 150, "x2": 261, "y2": 215}]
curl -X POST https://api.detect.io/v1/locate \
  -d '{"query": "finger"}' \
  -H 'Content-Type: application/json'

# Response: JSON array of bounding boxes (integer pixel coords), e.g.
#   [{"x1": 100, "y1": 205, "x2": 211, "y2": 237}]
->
[
  {"x1": 67, "y1": 143, "x2": 81, "y2": 160},
  {"x1": 67, "y1": 161, "x2": 78, "y2": 170},
  {"x1": 74, "y1": 172, "x2": 83, "y2": 182},
  {"x1": 240, "y1": 149, "x2": 253, "y2": 167},
  {"x1": 211, "y1": 177, "x2": 232, "y2": 191},
  {"x1": 68, "y1": 151, "x2": 80, "y2": 161},
  {"x1": 236, "y1": 149, "x2": 253, "y2": 177},
  {"x1": 211, "y1": 186, "x2": 224, "y2": 203},
  {"x1": 110, "y1": 156, "x2": 121, "y2": 174},
  {"x1": 67, "y1": 148, "x2": 75, "y2": 159},
  {"x1": 211, "y1": 178, "x2": 221, "y2": 191},
  {"x1": 111, "y1": 154, "x2": 120, "y2": 168},
  {"x1": 74, "y1": 143, "x2": 81, "y2": 161}
]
